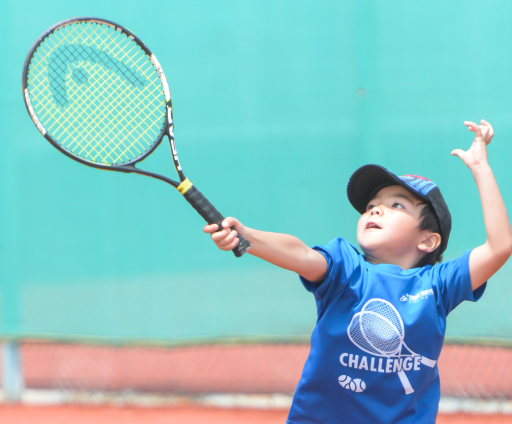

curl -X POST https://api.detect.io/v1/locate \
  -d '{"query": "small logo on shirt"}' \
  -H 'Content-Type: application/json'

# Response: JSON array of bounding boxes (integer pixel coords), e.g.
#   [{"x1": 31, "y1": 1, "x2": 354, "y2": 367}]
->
[{"x1": 400, "y1": 289, "x2": 434, "y2": 303}]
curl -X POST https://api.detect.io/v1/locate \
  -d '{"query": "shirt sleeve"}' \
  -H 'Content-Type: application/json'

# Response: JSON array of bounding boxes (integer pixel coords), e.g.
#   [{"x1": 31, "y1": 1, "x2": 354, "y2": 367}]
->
[
  {"x1": 299, "y1": 237, "x2": 360, "y2": 301},
  {"x1": 430, "y1": 249, "x2": 486, "y2": 316}
]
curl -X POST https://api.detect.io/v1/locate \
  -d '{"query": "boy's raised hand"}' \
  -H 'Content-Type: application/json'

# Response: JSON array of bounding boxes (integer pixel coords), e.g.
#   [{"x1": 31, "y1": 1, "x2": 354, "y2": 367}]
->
[
  {"x1": 203, "y1": 217, "x2": 245, "y2": 251},
  {"x1": 451, "y1": 120, "x2": 494, "y2": 169},
  {"x1": 452, "y1": 119, "x2": 512, "y2": 290}
]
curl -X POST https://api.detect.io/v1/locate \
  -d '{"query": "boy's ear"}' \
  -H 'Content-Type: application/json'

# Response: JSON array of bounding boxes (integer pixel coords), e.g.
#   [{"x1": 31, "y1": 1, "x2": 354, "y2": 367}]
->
[{"x1": 418, "y1": 232, "x2": 441, "y2": 253}]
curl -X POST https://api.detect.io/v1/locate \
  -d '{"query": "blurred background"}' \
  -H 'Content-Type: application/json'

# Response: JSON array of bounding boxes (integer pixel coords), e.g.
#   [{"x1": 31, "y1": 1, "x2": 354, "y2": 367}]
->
[{"x1": 0, "y1": 0, "x2": 511, "y2": 422}]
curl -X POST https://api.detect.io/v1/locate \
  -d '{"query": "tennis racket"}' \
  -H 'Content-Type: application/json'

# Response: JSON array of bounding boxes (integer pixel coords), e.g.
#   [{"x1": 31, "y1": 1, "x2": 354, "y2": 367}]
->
[
  {"x1": 348, "y1": 298, "x2": 436, "y2": 395},
  {"x1": 22, "y1": 17, "x2": 251, "y2": 257}
]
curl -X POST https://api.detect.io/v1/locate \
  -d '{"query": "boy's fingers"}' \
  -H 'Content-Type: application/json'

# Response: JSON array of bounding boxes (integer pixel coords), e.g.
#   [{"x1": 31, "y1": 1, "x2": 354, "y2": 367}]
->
[
  {"x1": 222, "y1": 217, "x2": 239, "y2": 229},
  {"x1": 481, "y1": 120, "x2": 494, "y2": 138},
  {"x1": 464, "y1": 120, "x2": 478, "y2": 128},
  {"x1": 227, "y1": 237, "x2": 240, "y2": 250},
  {"x1": 203, "y1": 223, "x2": 219, "y2": 233},
  {"x1": 465, "y1": 120, "x2": 486, "y2": 138},
  {"x1": 219, "y1": 237, "x2": 240, "y2": 251},
  {"x1": 210, "y1": 227, "x2": 230, "y2": 242},
  {"x1": 216, "y1": 230, "x2": 238, "y2": 247},
  {"x1": 464, "y1": 121, "x2": 478, "y2": 131},
  {"x1": 480, "y1": 119, "x2": 492, "y2": 128}
]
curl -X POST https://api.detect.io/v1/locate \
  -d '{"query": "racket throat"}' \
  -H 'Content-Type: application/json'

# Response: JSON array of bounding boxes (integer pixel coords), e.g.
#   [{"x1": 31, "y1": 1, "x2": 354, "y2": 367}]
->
[
  {"x1": 165, "y1": 106, "x2": 185, "y2": 181},
  {"x1": 168, "y1": 134, "x2": 185, "y2": 181}
]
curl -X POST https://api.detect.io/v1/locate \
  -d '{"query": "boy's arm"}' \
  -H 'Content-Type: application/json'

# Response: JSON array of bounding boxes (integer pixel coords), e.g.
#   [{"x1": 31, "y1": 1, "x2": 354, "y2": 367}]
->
[
  {"x1": 203, "y1": 217, "x2": 328, "y2": 283},
  {"x1": 451, "y1": 120, "x2": 512, "y2": 290}
]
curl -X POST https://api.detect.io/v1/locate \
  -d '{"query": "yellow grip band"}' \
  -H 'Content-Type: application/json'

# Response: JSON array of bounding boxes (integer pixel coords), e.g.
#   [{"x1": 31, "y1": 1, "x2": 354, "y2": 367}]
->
[{"x1": 177, "y1": 178, "x2": 193, "y2": 194}]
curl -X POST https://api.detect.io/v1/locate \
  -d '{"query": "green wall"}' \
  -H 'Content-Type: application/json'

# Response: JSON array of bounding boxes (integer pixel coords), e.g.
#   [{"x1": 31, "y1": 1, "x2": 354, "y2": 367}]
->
[{"x1": 1, "y1": 0, "x2": 511, "y2": 343}]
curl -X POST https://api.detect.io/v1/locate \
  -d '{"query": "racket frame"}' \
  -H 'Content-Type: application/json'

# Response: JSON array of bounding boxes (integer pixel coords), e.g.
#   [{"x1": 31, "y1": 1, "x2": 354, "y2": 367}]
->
[{"x1": 21, "y1": 16, "x2": 178, "y2": 187}]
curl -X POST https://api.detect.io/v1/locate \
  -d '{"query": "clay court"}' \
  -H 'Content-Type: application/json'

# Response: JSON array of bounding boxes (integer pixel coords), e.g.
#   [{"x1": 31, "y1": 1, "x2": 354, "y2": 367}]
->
[{"x1": 1, "y1": 405, "x2": 512, "y2": 424}]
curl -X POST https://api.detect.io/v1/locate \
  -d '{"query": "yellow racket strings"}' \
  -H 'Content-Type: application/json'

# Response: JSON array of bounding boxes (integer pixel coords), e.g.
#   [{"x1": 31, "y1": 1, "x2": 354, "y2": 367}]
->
[{"x1": 27, "y1": 21, "x2": 166, "y2": 165}]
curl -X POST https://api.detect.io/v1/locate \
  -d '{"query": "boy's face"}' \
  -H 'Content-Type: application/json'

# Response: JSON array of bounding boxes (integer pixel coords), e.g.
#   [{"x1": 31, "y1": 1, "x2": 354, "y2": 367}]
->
[{"x1": 357, "y1": 185, "x2": 431, "y2": 266}]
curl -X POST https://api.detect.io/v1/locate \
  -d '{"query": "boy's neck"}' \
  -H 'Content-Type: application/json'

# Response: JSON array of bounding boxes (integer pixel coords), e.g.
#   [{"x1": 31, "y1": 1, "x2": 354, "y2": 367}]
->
[{"x1": 363, "y1": 252, "x2": 422, "y2": 270}]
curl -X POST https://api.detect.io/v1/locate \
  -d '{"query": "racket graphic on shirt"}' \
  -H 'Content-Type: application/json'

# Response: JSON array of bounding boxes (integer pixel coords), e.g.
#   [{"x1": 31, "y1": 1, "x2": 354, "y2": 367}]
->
[
  {"x1": 22, "y1": 17, "x2": 251, "y2": 257},
  {"x1": 348, "y1": 298, "x2": 436, "y2": 395}
]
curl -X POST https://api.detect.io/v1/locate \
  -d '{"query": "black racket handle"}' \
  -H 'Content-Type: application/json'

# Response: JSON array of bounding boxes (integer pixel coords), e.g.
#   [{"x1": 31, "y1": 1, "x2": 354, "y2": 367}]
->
[{"x1": 180, "y1": 184, "x2": 251, "y2": 257}]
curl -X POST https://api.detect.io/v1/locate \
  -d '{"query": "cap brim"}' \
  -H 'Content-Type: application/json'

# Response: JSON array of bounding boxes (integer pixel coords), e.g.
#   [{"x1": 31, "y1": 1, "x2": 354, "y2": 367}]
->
[{"x1": 347, "y1": 164, "x2": 430, "y2": 214}]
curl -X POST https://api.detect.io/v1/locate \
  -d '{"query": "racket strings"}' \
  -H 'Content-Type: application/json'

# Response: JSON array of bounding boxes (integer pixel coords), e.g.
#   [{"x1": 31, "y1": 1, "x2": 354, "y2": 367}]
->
[
  {"x1": 52, "y1": 23, "x2": 162, "y2": 162},
  {"x1": 363, "y1": 299, "x2": 404, "y2": 337},
  {"x1": 26, "y1": 20, "x2": 166, "y2": 165},
  {"x1": 32, "y1": 49, "x2": 144, "y2": 163},
  {"x1": 348, "y1": 314, "x2": 383, "y2": 356},
  {"x1": 360, "y1": 312, "x2": 402, "y2": 354}
]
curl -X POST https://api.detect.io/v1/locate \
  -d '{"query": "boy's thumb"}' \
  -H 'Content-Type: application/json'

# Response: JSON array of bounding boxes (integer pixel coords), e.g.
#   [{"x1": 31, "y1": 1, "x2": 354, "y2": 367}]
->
[
  {"x1": 451, "y1": 149, "x2": 463, "y2": 158},
  {"x1": 222, "y1": 217, "x2": 238, "y2": 229}
]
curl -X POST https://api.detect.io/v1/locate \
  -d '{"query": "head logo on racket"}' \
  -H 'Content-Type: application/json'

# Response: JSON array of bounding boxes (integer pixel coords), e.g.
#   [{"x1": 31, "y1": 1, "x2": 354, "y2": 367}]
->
[
  {"x1": 347, "y1": 298, "x2": 436, "y2": 395},
  {"x1": 47, "y1": 43, "x2": 148, "y2": 107}
]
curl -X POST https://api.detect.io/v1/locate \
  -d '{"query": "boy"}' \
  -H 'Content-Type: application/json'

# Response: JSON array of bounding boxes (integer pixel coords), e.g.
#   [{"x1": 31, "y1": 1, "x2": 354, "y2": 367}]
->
[{"x1": 203, "y1": 120, "x2": 512, "y2": 423}]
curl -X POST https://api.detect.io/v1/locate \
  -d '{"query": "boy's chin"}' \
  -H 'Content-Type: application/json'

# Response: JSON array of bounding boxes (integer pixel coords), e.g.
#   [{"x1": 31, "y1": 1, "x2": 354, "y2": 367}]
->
[
  {"x1": 358, "y1": 244, "x2": 378, "y2": 258},
  {"x1": 358, "y1": 238, "x2": 384, "y2": 253}
]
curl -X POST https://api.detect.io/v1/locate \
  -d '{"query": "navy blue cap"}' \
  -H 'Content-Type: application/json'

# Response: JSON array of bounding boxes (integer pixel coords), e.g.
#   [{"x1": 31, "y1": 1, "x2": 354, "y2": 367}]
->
[{"x1": 347, "y1": 164, "x2": 451, "y2": 254}]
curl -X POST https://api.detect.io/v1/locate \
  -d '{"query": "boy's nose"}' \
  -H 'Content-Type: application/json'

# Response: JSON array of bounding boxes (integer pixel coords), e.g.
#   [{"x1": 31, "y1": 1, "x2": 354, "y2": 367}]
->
[{"x1": 370, "y1": 207, "x2": 382, "y2": 216}]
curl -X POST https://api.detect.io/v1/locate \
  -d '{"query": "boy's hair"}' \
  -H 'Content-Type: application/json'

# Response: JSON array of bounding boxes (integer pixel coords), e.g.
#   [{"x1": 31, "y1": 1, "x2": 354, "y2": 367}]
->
[{"x1": 416, "y1": 203, "x2": 443, "y2": 267}]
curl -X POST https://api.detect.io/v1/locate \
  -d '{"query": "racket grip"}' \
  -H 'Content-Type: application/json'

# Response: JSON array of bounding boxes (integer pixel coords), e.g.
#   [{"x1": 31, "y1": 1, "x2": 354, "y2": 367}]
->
[{"x1": 179, "y1": 183, "x2": 251, "y2": 257}]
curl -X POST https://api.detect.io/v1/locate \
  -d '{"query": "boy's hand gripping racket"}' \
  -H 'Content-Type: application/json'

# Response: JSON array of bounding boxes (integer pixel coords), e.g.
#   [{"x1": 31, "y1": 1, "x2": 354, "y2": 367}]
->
[{"x1": 22, "y1": 17, "x2": 251, "y2": 257}]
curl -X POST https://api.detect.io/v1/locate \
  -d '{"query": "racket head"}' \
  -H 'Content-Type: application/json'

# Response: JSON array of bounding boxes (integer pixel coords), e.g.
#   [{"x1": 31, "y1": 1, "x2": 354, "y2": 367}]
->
[{"x1": 22, "y1": 17, "x2": 170, "y2": 170}]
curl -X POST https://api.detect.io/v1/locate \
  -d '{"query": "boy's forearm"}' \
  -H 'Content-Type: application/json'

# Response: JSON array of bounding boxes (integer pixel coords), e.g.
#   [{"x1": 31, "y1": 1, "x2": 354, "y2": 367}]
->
[
  {"x1": 244, "y1": 227, "x2": 327, "y2": 282},
  {"x1": 472, "y1": 163, "x2": 512, "y2": 253},
  {"x1": 468, "y1": 163, "x2": 512, "y2": 288}
]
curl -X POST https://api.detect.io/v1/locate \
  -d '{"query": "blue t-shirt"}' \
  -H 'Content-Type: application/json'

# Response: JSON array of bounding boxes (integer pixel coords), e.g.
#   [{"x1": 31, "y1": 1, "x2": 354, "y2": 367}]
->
[{"x1": 287, "y1": 238, "x2": 486, "y2": 424}]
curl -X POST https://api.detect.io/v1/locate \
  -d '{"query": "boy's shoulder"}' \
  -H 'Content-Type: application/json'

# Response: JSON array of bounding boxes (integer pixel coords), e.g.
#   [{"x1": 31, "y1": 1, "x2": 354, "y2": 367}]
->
[{"x1": 320, "y1": 237, "x2": 361, "y2": 256}]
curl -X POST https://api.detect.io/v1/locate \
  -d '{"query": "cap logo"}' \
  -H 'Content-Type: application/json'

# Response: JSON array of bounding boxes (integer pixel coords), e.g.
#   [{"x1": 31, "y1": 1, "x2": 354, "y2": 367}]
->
[
  {"x1": 402, "y1": 174, "x2": 431, "y2": 182},
  {"x1": 399, "y1": 175, "x2": 437, "y2": 196}
]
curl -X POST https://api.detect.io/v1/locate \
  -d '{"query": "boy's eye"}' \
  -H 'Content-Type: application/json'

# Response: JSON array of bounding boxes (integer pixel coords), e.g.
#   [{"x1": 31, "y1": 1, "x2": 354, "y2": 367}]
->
[
  {"x1": 392, "y1": 202, "x2": 404, "y2": 209},
  {"x1": 366, "y1": 204, "x2": 374, "y2": 211}
]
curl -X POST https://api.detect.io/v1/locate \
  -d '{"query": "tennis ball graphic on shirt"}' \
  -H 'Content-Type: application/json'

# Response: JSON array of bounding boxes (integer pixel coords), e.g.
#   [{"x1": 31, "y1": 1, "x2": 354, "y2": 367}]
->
[
  {"x1": 349, "y1": 378, "x2": 366, "y2": 393},
  {"x1": 338, "y1": 375, "x2": 352, "y2": 389}
]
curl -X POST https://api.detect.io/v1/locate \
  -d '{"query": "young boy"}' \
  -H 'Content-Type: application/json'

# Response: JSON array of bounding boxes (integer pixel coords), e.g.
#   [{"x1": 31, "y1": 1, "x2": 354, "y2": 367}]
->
[{"x1": 203, "y1": 120, "x2": 512, "y2": 424}]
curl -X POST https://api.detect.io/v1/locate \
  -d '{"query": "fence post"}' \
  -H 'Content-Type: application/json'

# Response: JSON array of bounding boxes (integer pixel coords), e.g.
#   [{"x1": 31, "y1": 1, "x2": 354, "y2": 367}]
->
[{"x1": 2, "y1": 341, "x2": 23, "y2": 401}]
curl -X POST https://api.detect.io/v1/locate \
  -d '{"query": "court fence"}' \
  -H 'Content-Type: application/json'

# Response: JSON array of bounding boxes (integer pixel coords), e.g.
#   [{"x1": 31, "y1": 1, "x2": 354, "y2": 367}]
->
[{"x1": 1, "y1": 338, "x2": 511, "y2": 409}]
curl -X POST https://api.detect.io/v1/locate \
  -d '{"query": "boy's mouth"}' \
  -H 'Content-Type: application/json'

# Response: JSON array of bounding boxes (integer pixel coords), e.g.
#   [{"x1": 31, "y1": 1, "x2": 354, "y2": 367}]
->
[{"x1": 366, "y1": 222, "x2": 382, "y2": 230}]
